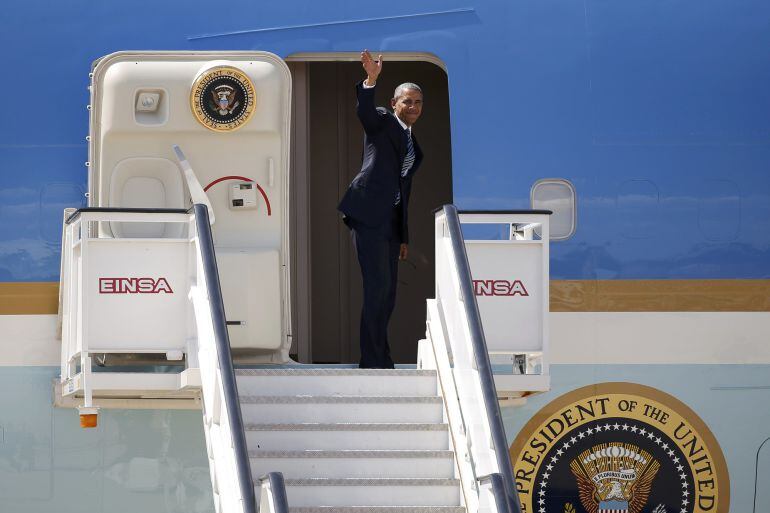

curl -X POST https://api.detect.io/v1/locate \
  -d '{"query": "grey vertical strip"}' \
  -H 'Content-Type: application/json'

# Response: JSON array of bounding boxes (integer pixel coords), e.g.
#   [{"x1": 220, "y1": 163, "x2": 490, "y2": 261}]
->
[{"x1": 290, "y1": 62, "x2": 312, "y2": 363}]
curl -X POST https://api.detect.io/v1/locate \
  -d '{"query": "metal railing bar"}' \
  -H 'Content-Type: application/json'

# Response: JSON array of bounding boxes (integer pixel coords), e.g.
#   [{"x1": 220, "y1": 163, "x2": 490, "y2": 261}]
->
[
  {"x1": 258, "y1": 472, "x2": 289, "y2": 513},
  {"x1": 478, "y1": 473, "x2": 514, "y2": 513},
  {"x1": 193, "y1": 203, "x2": 256, "y2": 513},
  {"x1": 457, "y1": 209, "x2": 552, "y2": 215},
  {"x1": 65, "y1": 207, "x2": 190, "y2": 225},
  {"x1": 431, "y1": 207, "x2": 553, "y2": 215},
  {"x1": 441, "y1": 204, "x2": 522, "y2": 513}
]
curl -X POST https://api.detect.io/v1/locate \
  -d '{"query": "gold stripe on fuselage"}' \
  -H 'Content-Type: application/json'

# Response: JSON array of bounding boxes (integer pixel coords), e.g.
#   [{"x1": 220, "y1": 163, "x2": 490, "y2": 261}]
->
[
  {"x1": 0, "y1": 280, "x2": 769, "y2": 315},
  {"x1": 550, "y1": 279, "x2": 770, "y2": 312},
  {"x1": 0, "y1": 282, "x2": 60, "y2": 315}
]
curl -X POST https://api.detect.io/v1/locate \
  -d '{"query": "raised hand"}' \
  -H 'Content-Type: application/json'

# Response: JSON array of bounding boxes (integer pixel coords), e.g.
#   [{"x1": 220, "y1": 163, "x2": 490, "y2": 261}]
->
[{"x1": 361, "y1": 50, "x2": 383, "y2": 86}]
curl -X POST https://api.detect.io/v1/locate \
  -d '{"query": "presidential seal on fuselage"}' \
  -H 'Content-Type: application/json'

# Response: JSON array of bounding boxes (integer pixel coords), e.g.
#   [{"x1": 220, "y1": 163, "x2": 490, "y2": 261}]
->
[
  {"x1": 509, "y1": 383, "x2": 729, "y2": 513},
  {"x1": 191, "y1": 66, "x2": 256, "y2": 131}
]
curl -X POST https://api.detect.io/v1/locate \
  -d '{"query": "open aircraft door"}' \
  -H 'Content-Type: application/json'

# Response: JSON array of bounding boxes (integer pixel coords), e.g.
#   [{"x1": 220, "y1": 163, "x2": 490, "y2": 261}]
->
[{"x1": 84, "y1": 51, "x2": 292, "y2": 361}]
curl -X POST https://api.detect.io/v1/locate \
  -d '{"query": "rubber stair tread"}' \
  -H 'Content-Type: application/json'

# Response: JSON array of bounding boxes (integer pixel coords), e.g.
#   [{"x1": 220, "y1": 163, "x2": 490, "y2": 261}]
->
[
  {"x1": 238, "y1": 394, "x2": 443, "y2": 404},
  {"x1": 249, "y1": 449, "x2": 454, "y2": 458},
  {"x1": 283, "y1": 477, "x2": 461, "y2": 486},
  {"x1": 236, "y1": 368, "x2": 436, "y2": 376},
  {"x1": 244, "y1": 422, "x2": 448, "y2": 431},
  {"x1": 239, "y1": 395, "x2": 442, "y2": 403},
  {"x1": 288, "y1": 508, "x2": 465, "y2": 513}
]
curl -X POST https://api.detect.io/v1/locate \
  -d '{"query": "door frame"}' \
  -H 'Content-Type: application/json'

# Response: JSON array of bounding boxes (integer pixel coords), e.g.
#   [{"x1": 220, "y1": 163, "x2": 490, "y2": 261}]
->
[{"x1": 287, "y1": 52, "x2": 449, "y2": 363}]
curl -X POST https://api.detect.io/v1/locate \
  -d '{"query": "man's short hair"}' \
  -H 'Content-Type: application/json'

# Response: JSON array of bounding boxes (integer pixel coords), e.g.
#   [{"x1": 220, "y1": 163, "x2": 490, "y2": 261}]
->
[{"x1": 393, "y1": 82, "x2": 422, "y2": 100}]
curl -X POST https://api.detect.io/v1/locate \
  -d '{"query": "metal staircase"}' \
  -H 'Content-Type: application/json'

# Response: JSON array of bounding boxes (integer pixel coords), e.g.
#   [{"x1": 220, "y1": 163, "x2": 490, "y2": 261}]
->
[
  {"x1": 238, "y1": 368, "x2": 463, "y2": 512},
  {"x1": 57, "y1": 203, "x2": 551, "y2": 513},
  {"x1": 58, "y1": 202, "x2": 550, "y2": 513}
]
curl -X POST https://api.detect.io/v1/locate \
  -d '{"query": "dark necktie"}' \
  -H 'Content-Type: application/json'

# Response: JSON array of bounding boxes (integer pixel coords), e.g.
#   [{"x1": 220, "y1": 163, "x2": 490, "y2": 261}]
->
[{"x1": 394, "y1": 128, "x2": 414, "y2": 205}]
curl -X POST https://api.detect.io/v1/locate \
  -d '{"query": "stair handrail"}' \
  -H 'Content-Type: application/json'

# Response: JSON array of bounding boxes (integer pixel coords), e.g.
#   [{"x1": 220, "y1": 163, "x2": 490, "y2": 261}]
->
[
  {"x1": 64, "y1": 206, "x2": 190, "y2": 224},
  {"x1": 478, "y1": 474, "x2": 515, "y2": 513},
  {"x1": 435, "y1": 204, "x2": 522, "y2": 513},
  {"x1": 192, "y1": 203, "x2": 257, "y2": 513},
  {"x1": 256, "y1": 473, "x2": 289, "y2": 513}
]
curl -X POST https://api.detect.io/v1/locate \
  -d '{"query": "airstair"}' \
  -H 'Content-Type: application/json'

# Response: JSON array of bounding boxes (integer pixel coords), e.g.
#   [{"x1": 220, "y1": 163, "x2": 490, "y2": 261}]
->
[
  {"x1": 56, "y1": 52, "x2": 552, "y2": 513},
  {"x1": 238, "y1": 368, "x2": 460, "y2": 513}
]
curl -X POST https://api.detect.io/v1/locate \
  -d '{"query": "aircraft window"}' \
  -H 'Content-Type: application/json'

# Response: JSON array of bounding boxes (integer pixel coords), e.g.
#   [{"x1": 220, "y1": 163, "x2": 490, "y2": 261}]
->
[{"x1": 530, "y1": 179, "x2": 576, "y2": 240}]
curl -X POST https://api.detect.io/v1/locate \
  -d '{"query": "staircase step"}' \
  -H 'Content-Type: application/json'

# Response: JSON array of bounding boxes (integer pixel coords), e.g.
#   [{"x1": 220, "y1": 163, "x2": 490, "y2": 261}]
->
[
  {"x1": 249, "y1": 450, "x2": 455, "y2": 479},
  {"x1": 280, "y1": 478, "x2": 461, "y2": 507},
  {"x1": 289, "y1": 508, "x2": 465, "y2": 513},
  {"x1": 240, "y1": 396, "x2": 444, "y2": 424},
  {"x1": 236, "y1": 369, "x2": 438, "y2": 397},
  {"x1": 245, "y1": 423, "x2": 449, "y2": 450}
]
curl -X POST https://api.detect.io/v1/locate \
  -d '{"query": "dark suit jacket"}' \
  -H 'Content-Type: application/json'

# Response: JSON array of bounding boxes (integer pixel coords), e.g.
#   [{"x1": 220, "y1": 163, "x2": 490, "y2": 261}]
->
[{"x1": 338, "y1": 81, "x2": 423, "y2": 244}]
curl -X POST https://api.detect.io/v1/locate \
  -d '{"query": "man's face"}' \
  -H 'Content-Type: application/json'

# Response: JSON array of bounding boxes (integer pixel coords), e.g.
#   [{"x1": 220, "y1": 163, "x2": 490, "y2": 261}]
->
[{"x1": 391, "y1": 89, "x2": 423, "y2": 127}]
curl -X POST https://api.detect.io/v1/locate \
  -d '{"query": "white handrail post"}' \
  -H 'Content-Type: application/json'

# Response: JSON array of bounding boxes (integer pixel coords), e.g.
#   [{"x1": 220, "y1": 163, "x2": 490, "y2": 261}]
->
[
  {"x1": 74, "y1": 217, "x2": 84, "y2": 380},
  {"x1": 74, "y1": 212, "x2": 98, "y2": 425},
  {"x1": 60, "y1": 214, "x2": 74, "y2": 382},
  {"x1": 81, "y1": 212, "x2": 91, "y2": 359}
]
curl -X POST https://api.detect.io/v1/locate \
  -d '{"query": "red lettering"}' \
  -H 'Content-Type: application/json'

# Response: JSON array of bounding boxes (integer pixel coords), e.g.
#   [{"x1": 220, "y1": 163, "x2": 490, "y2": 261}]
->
[
  {"x1": 472, "y1": 279, "x2": 530, "y2": 297},
  {"x1": 99, "y1": 278, "x2": 116, "y2": 293},
  {"x1": 137, "y1": 278, "x2": 154, "y2": 293},
  {"x1": 154, "y1": 278, "x2": 174, "y2": 294},
  {"x1": 97, "y1": 277, "x2": 174, "y2": 294},
  {"x1": 493, "y1": 280, "x2": 509, "y2": 295},
  {"x1": 474, "y1": 280, "x2": 493, "y2": 295},
  {"x1": 120, "y1": 278, "x2": 138, "y2": 293},
  {"x1": 509, "y1": 280, "x2": 529, "y2": 296}
]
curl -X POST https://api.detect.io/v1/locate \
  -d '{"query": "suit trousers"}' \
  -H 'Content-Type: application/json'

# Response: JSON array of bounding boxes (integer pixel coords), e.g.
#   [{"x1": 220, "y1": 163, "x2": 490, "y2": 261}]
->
[{"x1": 347, "y1": 209, "x2": 401, "y2": 368}]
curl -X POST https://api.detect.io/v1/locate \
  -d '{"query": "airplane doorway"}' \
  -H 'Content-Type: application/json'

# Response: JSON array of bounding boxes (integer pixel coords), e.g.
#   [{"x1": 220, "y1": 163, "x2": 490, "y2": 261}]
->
[{"x1": 288, "y1": 57, "x2": 452, "y2": 364}]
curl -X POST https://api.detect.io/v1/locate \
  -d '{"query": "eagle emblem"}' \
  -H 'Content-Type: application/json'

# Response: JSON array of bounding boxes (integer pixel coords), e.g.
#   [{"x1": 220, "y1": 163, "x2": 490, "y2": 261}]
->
[
  {"x1": 570, "y1": 443, "x2": 660, "y2": 513},
  {"x1": 190, "y1": 65, "x2": 256, "y2": 132},
  {"x1": 210, "y1": 84, "x2": 240, "y2": 116}
]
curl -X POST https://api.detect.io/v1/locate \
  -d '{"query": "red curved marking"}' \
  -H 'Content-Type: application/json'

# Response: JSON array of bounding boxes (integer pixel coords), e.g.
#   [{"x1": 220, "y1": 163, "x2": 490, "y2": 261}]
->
[
  {"x1": 203, "y1": 175, "x2": 253, "y2": 191},
  {"x1": 203, "y1": 175, "x2": 272, "y2": 216},
  {"x1": 254, "y1": 183, "x2": 272, "y2": 216}
]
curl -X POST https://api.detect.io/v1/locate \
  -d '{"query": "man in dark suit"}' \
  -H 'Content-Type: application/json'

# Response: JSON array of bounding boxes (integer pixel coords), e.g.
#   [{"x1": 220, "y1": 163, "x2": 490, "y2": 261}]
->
[{"x1": 338, "y1": 50, "x2": 424, "y2": 368}]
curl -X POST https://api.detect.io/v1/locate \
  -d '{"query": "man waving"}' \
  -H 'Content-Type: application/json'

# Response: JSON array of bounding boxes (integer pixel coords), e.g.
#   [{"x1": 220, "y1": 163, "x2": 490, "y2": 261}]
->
[{"x1": 338, "y1": 50, "x2": 425, "y2": 368}]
